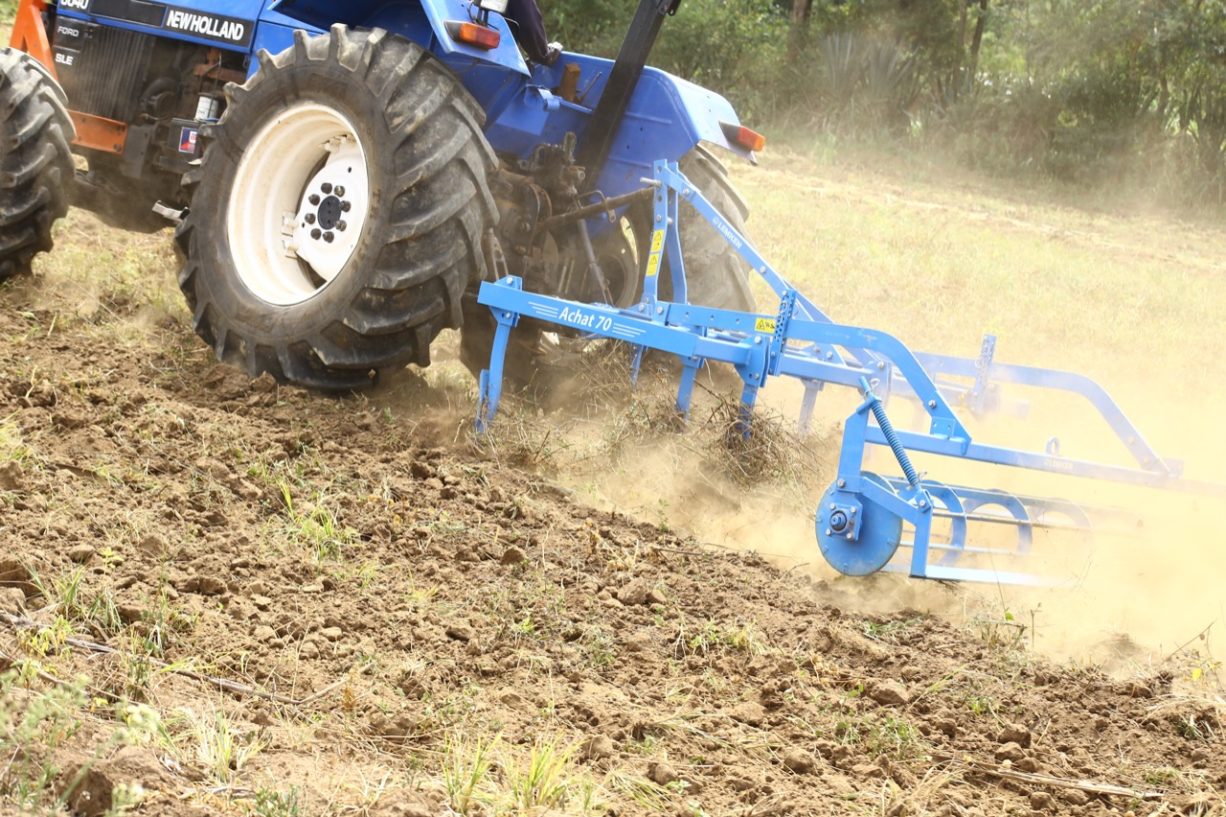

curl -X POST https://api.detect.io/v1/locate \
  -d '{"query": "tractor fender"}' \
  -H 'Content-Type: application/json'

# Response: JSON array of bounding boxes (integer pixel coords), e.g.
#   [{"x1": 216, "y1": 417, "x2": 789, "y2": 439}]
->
[
  {"x1": 483, "y1": 53, "x2": 754, "y2": 199},
  {"x1": 257, "y1": 0, "x2": 528, "y2": 77}
]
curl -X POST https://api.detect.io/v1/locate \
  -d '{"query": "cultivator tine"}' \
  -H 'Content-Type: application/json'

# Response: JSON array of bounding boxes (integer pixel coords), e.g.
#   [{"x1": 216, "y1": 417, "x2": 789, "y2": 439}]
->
[{"x1": 474, "y1": 159, "x2": 1226, "y2": 585}]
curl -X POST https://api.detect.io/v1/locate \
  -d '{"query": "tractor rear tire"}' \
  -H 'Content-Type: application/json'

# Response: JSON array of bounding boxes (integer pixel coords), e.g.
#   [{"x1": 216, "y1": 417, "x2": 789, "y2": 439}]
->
[
  {"x1": 175, "y1": 26, "x2": 497, "y2": 390},
  {"x1": 0, "y1": 48, "x2": 74, "y2": 283},
  {"x1": 671, "y1": 145, "x2": 755, "y2": 311}
]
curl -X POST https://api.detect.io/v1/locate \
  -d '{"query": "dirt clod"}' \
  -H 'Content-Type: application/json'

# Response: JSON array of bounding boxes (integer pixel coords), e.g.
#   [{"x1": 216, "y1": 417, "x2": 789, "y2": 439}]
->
[
  {"x1": 500, "y1": 546, "x2": 526, "y2": 565},
  {"x1": 995, "y1": 742, "x2": 1027, "y2": 763},
  {"x1": 730, "y1": 700, "x2": 767, "y2": 726},
  {"x1": 868, "y1": 679, "x2": 911, "y2": 706},
  {"x1": 580, "y1": 734, "x2": 615, "y2": 761},
  {"x1": 0, "y1": 461, "x2": 22, "y2": 491},
  {"x1": 997, "y1": 721, "x2": 1032, "y2": 747},
  {"x1": 647, "y1": 760, "x2": 679, "y2": 786},
  {"x1": 67, "y1": 544, "x2": 95, "y2": 564},
  {"x1": 782, "y1": 748, "x2": 817, "y2": 774}
]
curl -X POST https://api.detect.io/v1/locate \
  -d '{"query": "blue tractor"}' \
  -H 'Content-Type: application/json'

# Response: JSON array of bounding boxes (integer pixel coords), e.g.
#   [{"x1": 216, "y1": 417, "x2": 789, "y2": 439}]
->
[{"x1": 1, "y1": 0, "x2": 765, "y2": 388}]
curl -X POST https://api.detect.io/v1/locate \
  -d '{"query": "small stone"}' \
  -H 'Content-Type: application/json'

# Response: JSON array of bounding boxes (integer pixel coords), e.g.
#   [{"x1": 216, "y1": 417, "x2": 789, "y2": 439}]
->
[
  {"x1": 320, "y1": 626, "x2": 343, "y2": 642},
  {"x1": 730, "y1": 701, "x2": 766, "y2": 727},
  {"x1": 251, "y1": 594, "x2": 273, "y2": 610},
  {"x1": 253, "y1": 625, "x2": 277, "y2": 643},
  {"x1": 1014, "y1": 757, "x2": 1040, "y2": 773},
  {"x1": 868, "y1": 680, "x2": 911, "y2": 707},
  {"x1": 0, "y1": 461, "x2": 23, "y2": 492},
  {"x1": 995, "y1": 742, "x2": 1026, "y2": 763},
  {"x1": 580, "y1": 735, "x2": 615, "y2": 761},
  {"x1": 446, "y1": 623, "x2": 475, "y2": 643},
  {"x1": 997, "y1": 721, "x2": 1032, "y2": 747},
  {"x1": 500, "y1": 546, "x2": 526, "y2": 566},
  {"x1": 782, "y1": 748, "x2": 816, "y2": 774},
  {"x1": 300, "y1": 641, "x2": 320, "y2": 659},
  {"x1": 409, "y1": 460, "x2": 434, "y2": 480},
  {"x1": 647, "y1": 760, "x2": 678, "y2": 786},
  {"x1": 68, "y1": 545, "x2": 96, "y2": 564},
  {"x1": 934, "y1": 719, "x2": 958, "y2": 739}
]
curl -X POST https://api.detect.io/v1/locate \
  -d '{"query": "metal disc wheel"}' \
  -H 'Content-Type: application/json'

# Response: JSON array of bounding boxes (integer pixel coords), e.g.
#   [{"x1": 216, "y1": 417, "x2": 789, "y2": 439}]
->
[{"x1": 816, "y1": 474, "x2": 903, "y2": 577}]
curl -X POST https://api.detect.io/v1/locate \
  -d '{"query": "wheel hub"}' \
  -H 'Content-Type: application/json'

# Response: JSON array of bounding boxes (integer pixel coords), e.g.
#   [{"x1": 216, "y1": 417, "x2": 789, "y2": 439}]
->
[{"x1": 227, "y1": 104, "x2": 370, "y2": 306}]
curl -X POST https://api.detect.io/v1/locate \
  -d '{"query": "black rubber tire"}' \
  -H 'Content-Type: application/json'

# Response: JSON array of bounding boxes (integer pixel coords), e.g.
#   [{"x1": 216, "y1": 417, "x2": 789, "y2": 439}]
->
[
  {"x1": 175, "y1": 25, "x2": 497, "y2": 390},
  {"x1": 0, "y1": 48, "x2": 74, "y2": 283},
  {"x1": 671, "y1": 145, "x2": 755, "y2": 311}
]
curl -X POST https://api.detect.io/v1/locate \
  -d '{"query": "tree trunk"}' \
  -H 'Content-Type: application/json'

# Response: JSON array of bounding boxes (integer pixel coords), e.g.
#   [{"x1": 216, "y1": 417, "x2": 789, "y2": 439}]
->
[
  {"x1": 967, "y1": 0, "x2": 989, "y2": 94},
  {"x1": 955, "y1": 0, "x2": 969, "y2": 100},
  {"x1": 787, "y1": 0, "x2": 815, "y2": 64}
]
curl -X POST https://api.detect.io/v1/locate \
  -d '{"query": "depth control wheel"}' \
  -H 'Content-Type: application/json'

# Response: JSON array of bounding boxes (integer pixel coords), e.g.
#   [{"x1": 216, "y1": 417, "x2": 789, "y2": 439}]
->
[{"x1": 816, "y1": 474, "x2": 903, "y2": 576}]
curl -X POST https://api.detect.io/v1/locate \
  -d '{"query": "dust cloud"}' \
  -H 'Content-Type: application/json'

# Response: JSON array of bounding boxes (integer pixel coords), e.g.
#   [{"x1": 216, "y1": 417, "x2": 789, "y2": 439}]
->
[{"x1": 523, "y1": 349, "x2": 1225, "y2": 678}]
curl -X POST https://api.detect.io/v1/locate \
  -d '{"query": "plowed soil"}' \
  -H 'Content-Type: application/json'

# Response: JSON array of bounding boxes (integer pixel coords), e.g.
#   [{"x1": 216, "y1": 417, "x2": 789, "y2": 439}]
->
[{"x1": 1, "y1": 207, "x2": 1223, "y2": 817}]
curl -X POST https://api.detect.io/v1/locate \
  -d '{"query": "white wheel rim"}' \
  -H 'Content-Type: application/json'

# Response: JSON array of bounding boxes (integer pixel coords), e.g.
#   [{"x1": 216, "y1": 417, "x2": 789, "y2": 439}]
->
[{"x1": 227, "y1": 103, "x2": 371, "y2": 306}]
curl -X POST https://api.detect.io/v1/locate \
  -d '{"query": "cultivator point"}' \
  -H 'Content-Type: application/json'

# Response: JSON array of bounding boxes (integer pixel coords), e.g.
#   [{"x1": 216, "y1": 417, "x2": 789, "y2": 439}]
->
[{"x1": 476, "y1": 161, "x2": 1225, "y2": 585}]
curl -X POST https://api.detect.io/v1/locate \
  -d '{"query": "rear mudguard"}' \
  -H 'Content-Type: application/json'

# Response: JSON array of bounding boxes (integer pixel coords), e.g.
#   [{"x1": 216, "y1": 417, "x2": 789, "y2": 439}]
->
[{"x1": 466, "y1": 54, "x2": 752, "y2": 198}]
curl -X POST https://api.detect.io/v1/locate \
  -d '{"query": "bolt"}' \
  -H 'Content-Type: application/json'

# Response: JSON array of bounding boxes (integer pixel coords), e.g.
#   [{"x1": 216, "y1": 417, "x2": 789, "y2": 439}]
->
[
  {"x1": 754, "y1": 336, "x2": 762, "y2": 345},
  {"x1": 877, "y1": 361, "x2": 886, "y2": 370},
  {"x1": 305, "y1": 213, "x2": 316, "y2": 224},
  {"x1": 824, "y1": 528, "x2": 832, "y2": 536},
  {"x1": 656, "y1": 306, "x2": 664, "y2": 314},
  {"x1": 837, "y1": 479, "x2": 846, "y2": 488},
  {"x1": 321, "y1": 182, "x2": 333, "y2": 194},
  {"x1": 849, "y1": 508, "x2": 857, "y2": 516},
  {"x1": 928, "y1": 400, "x2": 937, "y2": 409},
  {"x1": 825, "y1": 351, "x2": 833, "y2": 360},
  {"x1": 655, "y1": 215, "x2": 662, "y2": 223},
  {"x1": 828, "y1": 503, "x2": 836, "y2": 511},
  {"x1": 845, "y1": 533, "x2": 854, "y2": 540},
  {"x1": 918, "y1": 499, "x2": 928, "y2": 509},
  {"x1": 311, "y1": 228, "x2": 322, "y2": 240},
  {"x1": 323, "y1": 231, "x2": 335, "y2": 243},
  {"x1": 335, "y1": 186, "x2": 345, "y2": 197},
  {"x1": 309, "y1": 194, "x2": 321, "y2": 205},
  {"x1": 341, "y1": 201, "x2": 352, "y2": 212},
  {"x1": 337, "y1": 221, "x2": 347, "y2": 232}
]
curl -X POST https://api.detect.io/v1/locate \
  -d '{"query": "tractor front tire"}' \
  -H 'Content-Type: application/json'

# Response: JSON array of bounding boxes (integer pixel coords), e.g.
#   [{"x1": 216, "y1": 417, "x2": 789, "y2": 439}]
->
[
  {"x1": 0, "y1": 48, "x2": 73, "y2": 283},
  {"x1": 176, "y1": 26, "x2": 497, "y2": 389}
]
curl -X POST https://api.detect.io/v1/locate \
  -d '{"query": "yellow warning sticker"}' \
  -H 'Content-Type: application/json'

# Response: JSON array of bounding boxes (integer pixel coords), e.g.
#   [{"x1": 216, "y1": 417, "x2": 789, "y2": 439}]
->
[
  {"x1": 646, "y1": 253, "x2": 661, "y2": 277},
  {"x1": 755, "y1": 317, "x2": 777, "y2": 334},
  {"x1": 650, "y1": 230, "x2": 665, "y2": 253}
]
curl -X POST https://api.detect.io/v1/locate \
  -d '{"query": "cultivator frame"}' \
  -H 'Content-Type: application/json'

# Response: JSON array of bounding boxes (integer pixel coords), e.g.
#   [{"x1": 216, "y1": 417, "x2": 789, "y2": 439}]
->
[{"x1": 476, "y1": 160, "x2": 1225, "y2": 585}]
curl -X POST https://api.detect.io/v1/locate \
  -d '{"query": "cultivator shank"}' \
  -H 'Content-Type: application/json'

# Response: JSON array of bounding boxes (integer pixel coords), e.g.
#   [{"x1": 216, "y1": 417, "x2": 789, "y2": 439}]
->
[{"x1": 476, "y1": 161, "x2": 1225, "y2": 584}]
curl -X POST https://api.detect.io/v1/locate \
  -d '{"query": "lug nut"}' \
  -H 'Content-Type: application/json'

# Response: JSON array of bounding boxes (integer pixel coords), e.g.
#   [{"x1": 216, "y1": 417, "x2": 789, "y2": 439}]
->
[
  {"x1": 309, "y1": 194, "x2": 320, "y2": 205},
  {"x1": 321, "y1": 183, "x2": 333, "y2": 194},
  {"x1": 323, "y1": 231, "x2": 335, "y2": 243},
  {"x1": 310, "y1": 228, "x2": 322, "y2": 240},
  {"x1": 337, "y1": 221, "x2": 347, "y2": 232},
  {"x1": 305, "y1": 214, "x2": 316, "y2": 224},
  {"x1": 341, "y1": 201, "x2": 352, "y2": 212},
  {"x1": 335, "y1": 186, "x2": 345, "y2": 197}
]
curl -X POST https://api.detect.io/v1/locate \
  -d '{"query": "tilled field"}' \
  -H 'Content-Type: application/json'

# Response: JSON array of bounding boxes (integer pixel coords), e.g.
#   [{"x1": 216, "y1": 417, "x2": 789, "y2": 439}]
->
[{"x1": 0, "y1": 212, "x2": 1223, "y2": 817}]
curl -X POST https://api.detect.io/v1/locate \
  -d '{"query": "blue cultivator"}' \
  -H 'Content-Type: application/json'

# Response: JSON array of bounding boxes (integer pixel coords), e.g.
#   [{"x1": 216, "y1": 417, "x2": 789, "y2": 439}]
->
[{"x1": 476, "y1": 160, "x2": 1225, "y2": 585}]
